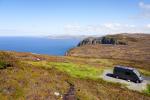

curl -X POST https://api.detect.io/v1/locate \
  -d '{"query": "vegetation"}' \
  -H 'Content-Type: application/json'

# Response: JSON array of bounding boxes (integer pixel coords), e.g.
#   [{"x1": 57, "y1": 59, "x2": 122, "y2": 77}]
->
[
  {"x1": 139, "y1": 69, "x2": 150, "y2": 76},
  {"x1": 67, "y1": 34, "x2": 150, "y2": 65},
  {"x1": 144, "y1": 84, "x2": 150, "y2": 95},
  {"x1": 0, "y1": 52, "x2": 17, "y2": 69},
  {"x1": 101, "y1": 37, "x2": 117, "y2": 44},
  {"x1": 0, "y1": 34, "x2": 149, "y2": 99},
  {"x1": 27, "y1": 61, "x2": 103, "y2": 79},
  {"x1": 0, "y1": 61, "x2": 7, "y2": 69}
]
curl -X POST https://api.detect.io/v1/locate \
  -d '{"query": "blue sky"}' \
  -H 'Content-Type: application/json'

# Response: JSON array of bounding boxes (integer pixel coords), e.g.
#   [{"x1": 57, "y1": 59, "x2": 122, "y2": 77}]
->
[{"x1": 0, "y1": 0, "x2": 150, "y2": 36}]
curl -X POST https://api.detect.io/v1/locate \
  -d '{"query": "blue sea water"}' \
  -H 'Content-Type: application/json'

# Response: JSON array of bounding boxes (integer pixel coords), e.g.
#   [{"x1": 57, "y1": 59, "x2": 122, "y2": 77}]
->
[{"x1": 0, "y1": 37, "x2": 80, "y2": 56}]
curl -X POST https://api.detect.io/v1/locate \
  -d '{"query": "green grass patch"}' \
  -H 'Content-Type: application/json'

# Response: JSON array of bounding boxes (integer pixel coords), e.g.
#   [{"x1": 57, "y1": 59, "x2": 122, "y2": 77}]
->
[
  {"x1": 139, "y1": 69, "x2": 150, "y2": 76},
  {"x1": 144, "y1": 84, "x2": 150, "y2": 95},
  {"x1": 0, "y1": 61, "x2": 7, "y2": 69},
  {"x1": 26, "y1": 61, "x2": 103, "y2": 79}
]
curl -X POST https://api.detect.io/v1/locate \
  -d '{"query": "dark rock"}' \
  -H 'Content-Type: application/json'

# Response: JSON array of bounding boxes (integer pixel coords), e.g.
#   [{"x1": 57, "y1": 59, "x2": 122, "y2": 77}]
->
[
  {"x1": 77, "y1": 36, "x2": 127, "y2": 47},
  {"x1": 63, "y1": 82, "x2": 76, "y2": 100}
]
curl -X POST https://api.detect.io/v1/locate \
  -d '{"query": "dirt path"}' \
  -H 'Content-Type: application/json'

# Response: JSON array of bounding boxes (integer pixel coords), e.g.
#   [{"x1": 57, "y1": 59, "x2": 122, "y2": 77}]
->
[
  {"x1": 63, "y1": 82, "x2": 76, "y2": 100},
  {"x1": 100, "y1": 69, "x2": 150, "y2": 92}
]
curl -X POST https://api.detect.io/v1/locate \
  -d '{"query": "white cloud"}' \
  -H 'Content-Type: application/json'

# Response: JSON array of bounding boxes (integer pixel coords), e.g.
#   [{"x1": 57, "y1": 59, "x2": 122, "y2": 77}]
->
[
  {"x1": 64, "y1": 24, "x2": 82, "y2": 34},
  {"x1": 125, "y1": 24, "x2": 136, "y2": 28},
  {"x1": 103, "y1": 23, "x2": 121, "y2": 30},
  {"x1": 138, "y1": 2, "x2": 150, "y2": 18},
  {"x1": 64, "y1": 23, "x2": 150, "y2": 35},
  {"x1": 139, "y1": 2, "x2": 150, "y2": 9},
  {"x1": 64, "y1": 24, "x2": 81, "y2": 29},
  {"x1": 147, "y1": 24, "x2": 150, "y2": 28}
]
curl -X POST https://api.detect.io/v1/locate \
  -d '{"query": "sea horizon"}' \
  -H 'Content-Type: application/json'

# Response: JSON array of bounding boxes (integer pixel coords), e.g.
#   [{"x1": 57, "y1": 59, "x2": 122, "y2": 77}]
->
[{"x1": 0, "y1": 37, "x2": 80, "y2": 56}]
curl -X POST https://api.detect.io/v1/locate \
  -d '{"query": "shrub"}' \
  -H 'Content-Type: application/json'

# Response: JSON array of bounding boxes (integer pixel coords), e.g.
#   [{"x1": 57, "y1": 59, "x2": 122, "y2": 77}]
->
[
  {"x1": 0, "y1": 61, "x2": 7, "y2": 69},
  {"x1": 117, "y1": 41, "x2": 127, "y2": 45},
  {"x1": 0, "y1": 52, "x2": 18, "y2": 69},
  {"x1": 145, "y1": 84, "x2": 150, "y2": 95},
  {"x1": 101, "y1": 37, "x2": 117, "y2": 44}
]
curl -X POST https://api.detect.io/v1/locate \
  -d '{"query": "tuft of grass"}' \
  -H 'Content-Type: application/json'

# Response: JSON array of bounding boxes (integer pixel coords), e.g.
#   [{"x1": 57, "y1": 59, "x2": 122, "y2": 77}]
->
[
  {"x1": 139, "y1": 69, "x2": 150, "y2": 76},
  {"x1": 26, "y1": 61, "x2": 103, "y2": 79},
  {"x1": 144, "y1": 84, "x2": 150, "y2": 95},
  {"x1": 0, "y1": 52, "x2": 18, "y2": 69},
  {"x1": 0, "y1": 61, "x2": 7, "y2": 69}
]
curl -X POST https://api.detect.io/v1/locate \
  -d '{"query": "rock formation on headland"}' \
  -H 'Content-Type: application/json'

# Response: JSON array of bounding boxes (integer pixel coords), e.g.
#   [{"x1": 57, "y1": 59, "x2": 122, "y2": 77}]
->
[
  {"x1": 66, "y1": 33, "x2": 150, "y2": 62},
  {"x1": 77, "y1": 33, "x2": 146, "y2": 47},
  {"x1": 77, "y1": 35, "x2": 127, "y2": 47}
]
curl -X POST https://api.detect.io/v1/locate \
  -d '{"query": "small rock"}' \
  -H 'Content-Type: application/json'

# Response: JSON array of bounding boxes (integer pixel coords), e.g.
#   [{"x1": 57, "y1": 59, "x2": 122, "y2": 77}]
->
[{"x1": 54, "y1": 92, "x2": 60, "y2": 96}]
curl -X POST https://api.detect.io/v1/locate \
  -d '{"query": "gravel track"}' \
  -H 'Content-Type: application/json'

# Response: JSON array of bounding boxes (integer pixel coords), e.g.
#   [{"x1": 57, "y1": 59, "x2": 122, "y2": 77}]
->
[{"x1": 100, "y1": 69, "x2": 150, "y2": 92}]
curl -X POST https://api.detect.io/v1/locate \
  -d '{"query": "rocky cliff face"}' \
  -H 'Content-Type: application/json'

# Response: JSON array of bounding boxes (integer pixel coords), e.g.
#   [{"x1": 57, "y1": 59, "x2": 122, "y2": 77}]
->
[
  {"x1": 77, "y1": 35, "x2": 128, "y2": 47},
  {"x1": 66, "y1": 33, "x2": 150, "y2": 62}
]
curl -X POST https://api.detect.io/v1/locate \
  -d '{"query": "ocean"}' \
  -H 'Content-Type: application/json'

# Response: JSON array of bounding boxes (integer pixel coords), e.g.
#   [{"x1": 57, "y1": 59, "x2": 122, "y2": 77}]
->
[{"x1": 0, "y1": 37, "x2": 80, "y2": 56}]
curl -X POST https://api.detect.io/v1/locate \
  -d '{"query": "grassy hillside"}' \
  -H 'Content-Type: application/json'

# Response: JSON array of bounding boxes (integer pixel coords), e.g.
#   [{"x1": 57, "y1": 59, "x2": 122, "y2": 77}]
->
[
  {"x1": 0, "y1": 51, "x2": 149, "y2": 100},
  {"x1": 67, "y1": 34, "x2": 150, "y2": 62},
  {"x1": 67, "y1": 34, "x2": 150, "y2": 71}
]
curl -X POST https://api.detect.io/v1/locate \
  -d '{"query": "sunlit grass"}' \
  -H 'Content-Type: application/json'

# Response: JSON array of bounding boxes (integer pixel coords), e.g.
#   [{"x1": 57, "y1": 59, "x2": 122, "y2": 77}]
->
[
  {"x1": 26, "y1": 61, "x2": 103, "y2": 79},
  {"x1": 0, "y1": 61, "x2": 6, "y2": 69},
  {"x1": 144, "y1": 84, "x2": 150, "y2": 95},
  {"x1": 139, "y1": 69, "x2": 150, "y2": 76}
]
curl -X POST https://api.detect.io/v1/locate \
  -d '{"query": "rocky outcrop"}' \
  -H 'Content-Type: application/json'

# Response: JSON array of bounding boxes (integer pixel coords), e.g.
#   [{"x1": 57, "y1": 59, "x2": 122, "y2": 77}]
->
[
  {"x1": 66, "y1": 33, "x2": 150, "y2": 62},
  {"x1": 77, "y1": 36, "x2": 127, "y2": 47}
]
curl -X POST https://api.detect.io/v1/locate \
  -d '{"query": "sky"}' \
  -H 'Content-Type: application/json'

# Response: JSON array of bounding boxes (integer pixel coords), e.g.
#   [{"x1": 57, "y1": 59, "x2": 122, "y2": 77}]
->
[{"x1": 0, "y1": 0, "x2": 150, "y2": 36}]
